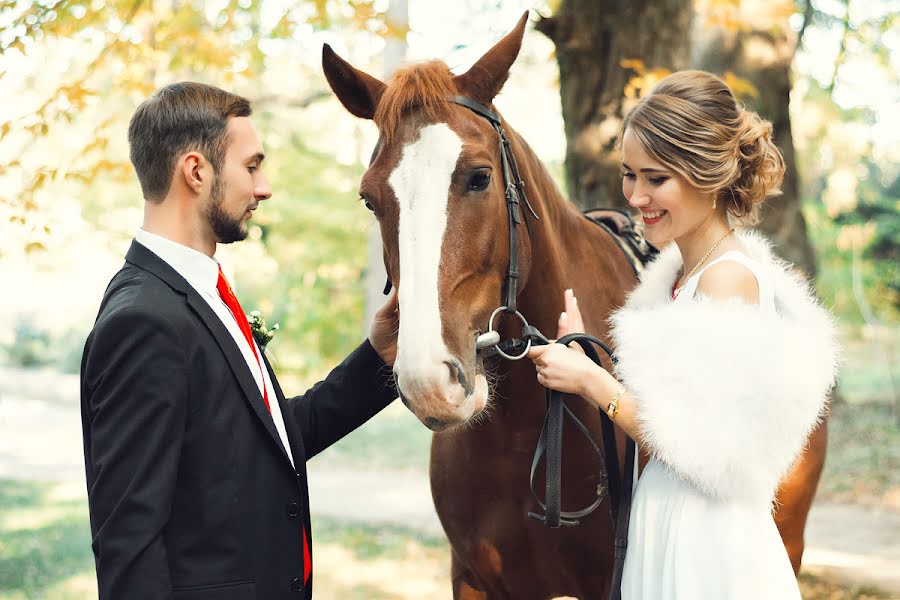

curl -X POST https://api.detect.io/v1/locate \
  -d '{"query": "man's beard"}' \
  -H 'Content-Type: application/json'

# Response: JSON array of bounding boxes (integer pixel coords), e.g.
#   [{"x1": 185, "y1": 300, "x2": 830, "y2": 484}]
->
[{"x1": 206, "y1": 175, "x2": 248, "y2": 244}]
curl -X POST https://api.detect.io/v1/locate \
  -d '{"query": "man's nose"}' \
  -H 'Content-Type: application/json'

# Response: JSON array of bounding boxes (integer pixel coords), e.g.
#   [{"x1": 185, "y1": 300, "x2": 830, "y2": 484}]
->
[{"x1": 256, "y1": 174, "x2": 272, "y2": 201}]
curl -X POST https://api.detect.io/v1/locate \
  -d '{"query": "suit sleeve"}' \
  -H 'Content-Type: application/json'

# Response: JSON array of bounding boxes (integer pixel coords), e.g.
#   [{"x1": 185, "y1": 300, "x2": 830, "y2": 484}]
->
[
  {"x1": 287, "y1": 339, "x2": 396, "y2": 459},
  {"x1": 81, "y1": 307, "x2": 188, "y2": 599}
]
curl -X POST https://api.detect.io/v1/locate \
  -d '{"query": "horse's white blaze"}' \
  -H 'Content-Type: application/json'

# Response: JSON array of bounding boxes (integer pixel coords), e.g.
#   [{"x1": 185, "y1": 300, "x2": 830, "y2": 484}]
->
[{"x1": 390, "y1": 123, "x2": 462, "y2": 401}]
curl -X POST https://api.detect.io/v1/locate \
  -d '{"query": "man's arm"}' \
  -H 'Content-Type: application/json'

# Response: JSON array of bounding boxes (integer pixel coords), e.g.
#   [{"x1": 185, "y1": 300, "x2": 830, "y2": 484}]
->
[
  {"x1": 81, "y1": 307, "x2": 188, "y2": 599},
  {"x1": 287, "y1": 339, "x2": 396, "y2": 459}
]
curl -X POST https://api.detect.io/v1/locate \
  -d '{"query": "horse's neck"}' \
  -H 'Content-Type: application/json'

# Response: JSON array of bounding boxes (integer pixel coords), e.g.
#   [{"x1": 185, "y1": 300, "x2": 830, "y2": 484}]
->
[{"x1": 506, "y1": 127, "x2": 633, "y2": 338}]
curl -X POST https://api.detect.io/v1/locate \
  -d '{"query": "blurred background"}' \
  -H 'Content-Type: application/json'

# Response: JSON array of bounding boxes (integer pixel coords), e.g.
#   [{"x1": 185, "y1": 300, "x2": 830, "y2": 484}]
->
[{"x1": 0, "y1": 0, "x2": 897, "y2": 598}]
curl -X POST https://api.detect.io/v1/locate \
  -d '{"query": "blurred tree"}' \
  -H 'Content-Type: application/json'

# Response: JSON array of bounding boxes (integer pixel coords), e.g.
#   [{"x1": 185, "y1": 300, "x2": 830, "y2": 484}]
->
[
  {"x1": 536, "y1": 0, "x2": 830, "y2": 275},
  {"x1": 694, "y1": 0, "x2": 817, "y2": 274},
  {"x1": 0, "y1": 0, "x2": 406, "y2": 381},
  {"x1": 535, "y1": 0, "x2": 693, "y2": 211},
  {"x1": 0, "y1": 0, "x2": 402, "y2": 254}
]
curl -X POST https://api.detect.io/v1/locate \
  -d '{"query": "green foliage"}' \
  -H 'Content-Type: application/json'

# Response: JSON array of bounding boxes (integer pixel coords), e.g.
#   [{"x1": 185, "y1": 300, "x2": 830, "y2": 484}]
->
[
  {"x1": 0, "y1": 480, "x2": 94, "y2": 599},
  {"x1": 2, "y1": 318, "x2": 86, "y2": 373},
  {"x1": 232, "y1": 133, "x2": 372, "y2": 380},
  {"x1": 807, "y1": 200, "x2": 899, "y2": 326},
  {"x1": 0, "y1": 0, "x2": 390, "y2": 251},
  {"x1": 4, "y1": 318, "x2": 52, "y2": 368},
  {"x1": 819, "y1": 401, "x2": 900, "y2": 504},
  {"x1": 312, "y1": 403, "x2": 432, "y2": 471}
]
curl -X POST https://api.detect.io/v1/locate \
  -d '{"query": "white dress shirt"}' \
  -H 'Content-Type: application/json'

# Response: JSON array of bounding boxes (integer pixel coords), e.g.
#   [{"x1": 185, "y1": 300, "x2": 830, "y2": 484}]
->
[{"x1": 135, "y1": 229, "x2": 295, "y2": 467}]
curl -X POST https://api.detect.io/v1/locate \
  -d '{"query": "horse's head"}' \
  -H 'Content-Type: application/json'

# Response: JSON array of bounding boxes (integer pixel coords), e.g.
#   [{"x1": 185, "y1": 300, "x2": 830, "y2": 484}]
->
[{"x1": 323, "y1": 14, "x2": 532, "y2": 431}]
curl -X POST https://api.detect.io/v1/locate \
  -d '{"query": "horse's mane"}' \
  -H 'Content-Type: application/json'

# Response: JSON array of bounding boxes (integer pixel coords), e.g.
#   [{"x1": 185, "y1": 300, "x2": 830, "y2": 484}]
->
[{"x1": 374, "y1": 60, "x2": 457, "y2": 140}]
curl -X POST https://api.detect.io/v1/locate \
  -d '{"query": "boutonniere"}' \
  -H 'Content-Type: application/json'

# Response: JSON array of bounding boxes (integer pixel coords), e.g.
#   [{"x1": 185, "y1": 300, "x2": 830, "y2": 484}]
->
[{"x1": 248, "y1": 310, "x2": 279, "y2": 349}]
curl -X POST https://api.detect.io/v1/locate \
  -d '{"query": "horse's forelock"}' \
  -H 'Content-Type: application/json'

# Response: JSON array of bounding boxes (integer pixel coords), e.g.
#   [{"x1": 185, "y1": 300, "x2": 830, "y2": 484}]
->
[{"x1": 374, "y1": 61, "x2": 458, "y2": 141}]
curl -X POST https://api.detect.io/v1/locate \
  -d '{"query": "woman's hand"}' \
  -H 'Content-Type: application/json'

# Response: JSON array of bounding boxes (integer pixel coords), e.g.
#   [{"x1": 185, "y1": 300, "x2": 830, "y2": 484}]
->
[
  {"x1": 527, "y1": 342, "x2": 601, "y2": 396},
  {"x1": 527, "y1": 289, "x2": 599, "y2": 396},
  {"x1": 556, "y1": 288, "x2": 584, "y2": 342}
]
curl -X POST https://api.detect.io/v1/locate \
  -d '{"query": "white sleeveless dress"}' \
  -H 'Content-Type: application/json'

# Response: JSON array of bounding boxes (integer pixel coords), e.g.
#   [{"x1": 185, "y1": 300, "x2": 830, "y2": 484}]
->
[{"x1": 620, "y1": 251, "x2": 802, "y2": 600}]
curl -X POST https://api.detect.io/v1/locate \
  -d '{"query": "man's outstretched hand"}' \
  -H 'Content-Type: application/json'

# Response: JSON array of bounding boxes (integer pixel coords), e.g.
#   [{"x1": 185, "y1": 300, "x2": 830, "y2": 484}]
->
[{"x1": 369, "y1": 288, "x2": 399, "y2": 366}]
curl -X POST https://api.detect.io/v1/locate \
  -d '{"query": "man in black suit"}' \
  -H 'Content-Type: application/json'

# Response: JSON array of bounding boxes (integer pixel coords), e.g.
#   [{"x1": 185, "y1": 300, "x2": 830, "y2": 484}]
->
[{"x1": 80, "y1": 82, "x2": 399, "y2": 599}]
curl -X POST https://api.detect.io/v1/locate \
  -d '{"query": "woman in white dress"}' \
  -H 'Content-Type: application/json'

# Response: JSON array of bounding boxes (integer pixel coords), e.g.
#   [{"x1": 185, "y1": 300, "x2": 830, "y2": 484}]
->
[{"x1": 527, "y1": 71, "x2": 840, "y2": 599}]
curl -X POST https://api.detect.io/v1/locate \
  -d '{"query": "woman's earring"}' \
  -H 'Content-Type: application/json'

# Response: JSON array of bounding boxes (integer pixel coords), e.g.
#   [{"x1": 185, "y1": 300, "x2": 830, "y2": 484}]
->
[{"x1": 712, "y1": 195, "x2": 718, "y2": 210}]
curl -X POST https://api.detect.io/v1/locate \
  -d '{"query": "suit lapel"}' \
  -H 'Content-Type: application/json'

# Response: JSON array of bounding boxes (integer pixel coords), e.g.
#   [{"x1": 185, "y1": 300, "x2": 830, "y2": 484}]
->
[
  {"x1": 262, "y1": 353, "x2": 308, "y2": 472},
  {"x1": 125, "y1": 240, "x2": 293, "y2": 467}
]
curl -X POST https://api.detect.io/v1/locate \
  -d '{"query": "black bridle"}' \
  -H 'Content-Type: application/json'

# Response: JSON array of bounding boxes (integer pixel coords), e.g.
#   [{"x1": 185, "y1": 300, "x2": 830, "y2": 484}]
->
[
  {"x1": 448, "y1": 95, "x2": 538, "y2": 315},
  {"x1": 449, "y1": 95, "x2": 635, "y2": 600}
]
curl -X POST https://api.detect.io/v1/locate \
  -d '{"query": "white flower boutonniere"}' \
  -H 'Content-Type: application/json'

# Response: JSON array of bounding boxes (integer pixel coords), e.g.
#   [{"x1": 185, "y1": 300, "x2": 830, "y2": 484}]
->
[{"x1": 248, "y1": 310, "x2": 279, "y2": 349}]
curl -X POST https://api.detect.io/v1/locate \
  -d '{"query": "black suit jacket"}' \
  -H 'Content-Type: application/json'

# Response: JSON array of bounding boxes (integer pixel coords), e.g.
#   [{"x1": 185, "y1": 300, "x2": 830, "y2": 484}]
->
[{"x1": 80, "y1": 241, "x2": 396, "y2": 599}]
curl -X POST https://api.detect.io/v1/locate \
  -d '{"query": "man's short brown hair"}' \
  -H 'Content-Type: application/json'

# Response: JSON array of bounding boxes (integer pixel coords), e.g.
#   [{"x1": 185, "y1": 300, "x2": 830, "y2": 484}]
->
[{"x1": 127, "y1": 82, "x2": 252, "y2": 203}]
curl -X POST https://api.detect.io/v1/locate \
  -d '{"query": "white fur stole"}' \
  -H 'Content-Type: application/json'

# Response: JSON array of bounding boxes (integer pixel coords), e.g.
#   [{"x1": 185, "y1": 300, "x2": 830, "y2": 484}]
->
[{"x1": 609, "y1": 230, "x2": 840, "y2": 507}]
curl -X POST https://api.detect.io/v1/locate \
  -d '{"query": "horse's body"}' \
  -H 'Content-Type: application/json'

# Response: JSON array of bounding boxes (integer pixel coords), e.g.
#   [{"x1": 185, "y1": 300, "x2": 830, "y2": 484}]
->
[{"x1": 323, "y1": 13, "x2": 827, "y2": 598}]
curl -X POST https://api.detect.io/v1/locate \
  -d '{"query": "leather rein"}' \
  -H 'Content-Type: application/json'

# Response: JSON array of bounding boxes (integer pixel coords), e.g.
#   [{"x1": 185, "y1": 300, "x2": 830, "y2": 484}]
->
[{"x1": 448, "y1": 95, "x2": 636, "y2": 600}]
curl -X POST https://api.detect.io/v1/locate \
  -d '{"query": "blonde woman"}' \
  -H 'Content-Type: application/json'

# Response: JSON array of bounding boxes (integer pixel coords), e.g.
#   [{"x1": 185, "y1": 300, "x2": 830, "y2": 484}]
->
[{"x1": 527, "y1": 71, "x2": 839, "y2": 598}]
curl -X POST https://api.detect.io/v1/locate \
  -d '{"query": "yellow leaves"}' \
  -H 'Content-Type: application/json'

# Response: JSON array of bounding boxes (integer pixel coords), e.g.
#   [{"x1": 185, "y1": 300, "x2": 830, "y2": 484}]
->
[
  {"x1": 836, "y1": 222, "x2": 877, "y2": 252},
  {"x1": 722, "y1": 70, "x2": 758, "y2": 99},
  {"x1": 696, "y1": 0, "x2": 797, "y2": 34},
  {"x1": 380, "y1": 16, "x2": 410, "y2": 41},
  {"x1": 310, "y1": 0, "x2": 330, "y2": 29},
  {"x1": 619, "y1": 59, "x2": 670, "y2": 99},
  {"x1": 697, "y1": 0, "x2": 744, "y2": 32},
  {"x1": 823, "y1": 168, "x2": 859, "y2": 218},
  {"x1": 271, "y1": 13, "x2": 296, "y2": 39},
  {"x1": 0, "y1": 159, "x2": 19, "y2": 176}
]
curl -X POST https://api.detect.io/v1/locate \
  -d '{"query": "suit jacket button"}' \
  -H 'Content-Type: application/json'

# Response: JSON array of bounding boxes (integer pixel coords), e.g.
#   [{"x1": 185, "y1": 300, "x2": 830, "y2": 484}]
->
[
  {"x1": 291, "y1": 577, "x2": 304, "y2": 592},
  {"x1": 287, "y1": 502, "x2": 300, "y2": 517}
]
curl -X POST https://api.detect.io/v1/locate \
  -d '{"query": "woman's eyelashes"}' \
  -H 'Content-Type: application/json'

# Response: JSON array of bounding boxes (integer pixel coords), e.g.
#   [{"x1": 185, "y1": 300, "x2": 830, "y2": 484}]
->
[{"x1": 620, "y1": 171, "x2": 668, "y2": 186}]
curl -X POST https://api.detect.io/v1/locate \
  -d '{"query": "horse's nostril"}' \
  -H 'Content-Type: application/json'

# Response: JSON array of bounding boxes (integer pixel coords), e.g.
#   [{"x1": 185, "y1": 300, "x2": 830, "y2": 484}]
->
[{"x1": 444, "y1": 359, "x2": 473, "y2": 395}]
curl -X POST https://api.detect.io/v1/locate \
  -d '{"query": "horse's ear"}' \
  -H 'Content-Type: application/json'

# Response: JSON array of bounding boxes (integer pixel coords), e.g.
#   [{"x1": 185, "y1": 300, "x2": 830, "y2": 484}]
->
[
  {"x1": 454, "y1": 11, "x2": 529, "y2": 104},
  {"x1": 322, "y1": 44, "x2": 386, "y2": 120}
]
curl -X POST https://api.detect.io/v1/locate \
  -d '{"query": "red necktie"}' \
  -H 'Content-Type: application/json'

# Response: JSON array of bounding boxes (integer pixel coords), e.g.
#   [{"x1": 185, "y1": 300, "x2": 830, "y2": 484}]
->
[{"x1": 216, "y1": 265, "x2": 312, "y2": 583}]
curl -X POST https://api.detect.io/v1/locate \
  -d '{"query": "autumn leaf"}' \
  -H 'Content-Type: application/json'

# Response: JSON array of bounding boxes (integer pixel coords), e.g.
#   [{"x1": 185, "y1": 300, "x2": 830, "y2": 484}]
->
[{"x1": 722, "y1": 71, "x2": 759, "y2": 99}]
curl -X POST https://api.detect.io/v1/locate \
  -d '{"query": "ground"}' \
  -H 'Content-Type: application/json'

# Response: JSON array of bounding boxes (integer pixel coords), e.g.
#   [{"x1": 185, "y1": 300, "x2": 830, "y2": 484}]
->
[{"x1": 1, "y1": 365, "x2": 897, "y2": 599}]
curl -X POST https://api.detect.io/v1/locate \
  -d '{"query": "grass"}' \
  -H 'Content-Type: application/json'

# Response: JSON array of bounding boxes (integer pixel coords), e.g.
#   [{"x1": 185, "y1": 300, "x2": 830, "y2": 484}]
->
[
  {"x1": 312, "y1": 401, "x2": 434, "y2": 471},
  {"x1": 0, "y1": 324, "x2": 894, "y2": 598},
  {"x1": 799, "y1": 573, "x2": 899, "y2": 600},
  {"x1": 0, "y1": 480, "x2": 95, "y2": 600},
  {"x1": 818, "y1": 401, "x2": 900, "y2": 505},
  {"x1": 1, "y1": 477, "x2": 896, "y2": 599}
]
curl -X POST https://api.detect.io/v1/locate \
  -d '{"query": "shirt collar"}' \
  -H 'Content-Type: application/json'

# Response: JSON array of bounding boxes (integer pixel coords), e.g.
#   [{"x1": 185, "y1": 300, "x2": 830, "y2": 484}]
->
[{"x1": 135, "y1": 229, "x2": 219, "y2": 295}]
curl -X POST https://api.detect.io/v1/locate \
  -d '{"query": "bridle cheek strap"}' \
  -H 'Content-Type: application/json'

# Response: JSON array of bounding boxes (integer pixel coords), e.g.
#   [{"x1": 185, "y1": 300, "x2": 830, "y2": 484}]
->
[{"x1": 448, "y1": 95, "x2": 538, "y2": 314}]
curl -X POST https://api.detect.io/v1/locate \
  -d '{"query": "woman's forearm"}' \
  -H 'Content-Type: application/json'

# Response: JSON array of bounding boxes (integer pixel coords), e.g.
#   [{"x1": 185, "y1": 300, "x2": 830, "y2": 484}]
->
[{"x1": 581, "y1": 367, "x2": 642, "y2": 443}]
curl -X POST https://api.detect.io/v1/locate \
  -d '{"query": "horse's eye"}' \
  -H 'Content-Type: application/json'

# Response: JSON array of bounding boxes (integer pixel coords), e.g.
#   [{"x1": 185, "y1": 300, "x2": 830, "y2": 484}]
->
[
  {"x1": 360, "y1": 196, "x2": 375, "y2": 212},
  {"x1": 467, "y1": 170, "x2": 491, "y2": 192}
]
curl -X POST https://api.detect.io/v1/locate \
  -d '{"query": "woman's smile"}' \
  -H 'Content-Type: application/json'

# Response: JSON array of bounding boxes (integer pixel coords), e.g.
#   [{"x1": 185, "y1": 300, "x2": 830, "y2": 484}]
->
[{"x1": 641, "y1": 209, "x2": 668, "y2": 224}]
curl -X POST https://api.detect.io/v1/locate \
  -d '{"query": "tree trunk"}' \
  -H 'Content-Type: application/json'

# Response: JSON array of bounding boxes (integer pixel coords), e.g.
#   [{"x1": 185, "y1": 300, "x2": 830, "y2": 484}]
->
[
  {"x1": 536, "y1": 0, "x2": 693, "y2": 211},
  {"x1": 694, "y1": 22, "x2": 817, "y2": 276}
]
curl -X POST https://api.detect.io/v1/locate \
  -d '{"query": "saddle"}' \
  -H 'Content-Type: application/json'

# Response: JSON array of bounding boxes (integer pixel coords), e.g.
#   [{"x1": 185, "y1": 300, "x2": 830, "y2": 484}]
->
[{"x1": 583, "y1": 207, "x2": 658, "y2": 273}]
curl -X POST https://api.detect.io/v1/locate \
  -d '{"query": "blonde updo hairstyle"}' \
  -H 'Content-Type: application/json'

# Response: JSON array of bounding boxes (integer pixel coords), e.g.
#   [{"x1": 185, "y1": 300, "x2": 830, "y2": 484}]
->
[{"x1": 621, "y1": 70, "x2": 785, "y2": 225}]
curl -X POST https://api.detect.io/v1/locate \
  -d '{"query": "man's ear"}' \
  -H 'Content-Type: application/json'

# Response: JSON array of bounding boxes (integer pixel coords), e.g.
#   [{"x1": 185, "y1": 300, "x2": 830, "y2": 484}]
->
[{"x1": 180, "y1": 151, "x2": 206, "y2": 194}]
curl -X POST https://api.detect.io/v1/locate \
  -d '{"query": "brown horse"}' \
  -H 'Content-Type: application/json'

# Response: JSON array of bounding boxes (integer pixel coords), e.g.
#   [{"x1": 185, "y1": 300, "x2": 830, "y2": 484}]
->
[{"x1": 323, "y1": 13, "x2": 827, "y2": 598}]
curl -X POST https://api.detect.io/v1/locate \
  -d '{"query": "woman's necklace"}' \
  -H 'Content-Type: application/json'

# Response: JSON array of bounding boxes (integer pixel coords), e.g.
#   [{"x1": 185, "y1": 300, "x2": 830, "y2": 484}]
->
[{"x1": 672, "y1": 228, "x2": 735, "y2": 299}]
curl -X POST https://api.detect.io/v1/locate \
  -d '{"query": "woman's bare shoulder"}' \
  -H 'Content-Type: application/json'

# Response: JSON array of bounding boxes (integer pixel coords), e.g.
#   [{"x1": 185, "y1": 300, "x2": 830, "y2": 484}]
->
[{"x1": 695, "y1": 259, "x2": 760, "y2": 305}]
